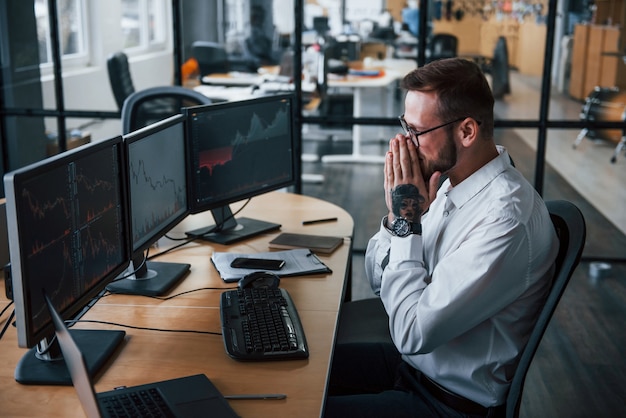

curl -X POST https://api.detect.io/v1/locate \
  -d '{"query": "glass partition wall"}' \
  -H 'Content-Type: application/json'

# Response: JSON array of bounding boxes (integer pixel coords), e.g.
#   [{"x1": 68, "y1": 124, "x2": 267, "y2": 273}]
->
[{"x1": 1, "y1": 0, "x2": 625, "y2": 258}]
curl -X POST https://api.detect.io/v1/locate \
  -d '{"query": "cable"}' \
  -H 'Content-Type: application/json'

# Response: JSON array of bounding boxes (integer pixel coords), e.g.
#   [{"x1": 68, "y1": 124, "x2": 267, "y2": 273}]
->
[
  {"x1": 35, "y1": 333, "x2": 58, "y2": 356},
  {"x1": 0, "y1": 309, "x2": 15, "y2": 341},
  {"x1": 150, "y1": 198, "x2": 252, "y2": 260},
  {"x1": 104, "y1": 285, "x2": 235, "y2": 299},
  {"x1": 143, "y1": 286, "x2": 236, "y2": 300},
  {"x1": 1, "y1": 300, "x2": 14, "y2": 318},
  {"x1": 108, "y1": 254, "x2": 149, "y2": 283},
  {"x1": 66, "y1": 319, "x2": 221, "y2": 336},
  {"x1": 147, "y1": 236, "x2": 199, "y2": 260}
]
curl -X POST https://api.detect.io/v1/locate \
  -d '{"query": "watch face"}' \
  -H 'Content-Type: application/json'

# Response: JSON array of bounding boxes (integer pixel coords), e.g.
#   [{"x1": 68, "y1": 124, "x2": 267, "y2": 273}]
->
[{"x1": 392, "y1": 218, "x2": 411, "y2": 237}]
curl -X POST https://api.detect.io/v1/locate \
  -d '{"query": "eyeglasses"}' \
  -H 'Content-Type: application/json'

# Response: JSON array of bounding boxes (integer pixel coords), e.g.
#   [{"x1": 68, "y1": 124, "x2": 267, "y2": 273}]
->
[{"x1": 398, "y1": 115, "x2": 472, "y2": 147}]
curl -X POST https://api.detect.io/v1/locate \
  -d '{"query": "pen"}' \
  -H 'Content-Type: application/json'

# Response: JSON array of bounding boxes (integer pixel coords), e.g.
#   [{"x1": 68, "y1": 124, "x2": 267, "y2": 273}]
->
[
  {"x1": 224, "y1": 394, "x2": 287, "y2": 400},
  {"x1": 302, "y1": 217, "x2": 338, "y2": 225}
]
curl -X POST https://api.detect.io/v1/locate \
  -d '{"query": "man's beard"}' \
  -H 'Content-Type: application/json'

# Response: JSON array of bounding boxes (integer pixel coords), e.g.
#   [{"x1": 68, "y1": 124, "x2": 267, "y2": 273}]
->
[{"x1": 419, "y1": 132, "x2": 457, "y2": 181}]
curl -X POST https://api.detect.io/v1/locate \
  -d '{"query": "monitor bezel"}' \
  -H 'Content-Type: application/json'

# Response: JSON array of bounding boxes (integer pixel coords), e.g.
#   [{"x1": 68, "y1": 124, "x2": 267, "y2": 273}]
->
[
  {"x1": 123, "y1": 114, "x2": 189, "y2": 258},
  {"x1": 183, "y1": 93, "x2": 298, "y2": 215},
  {"x1": 4, "y1": 136, "x2": 131, "y2": 348}
]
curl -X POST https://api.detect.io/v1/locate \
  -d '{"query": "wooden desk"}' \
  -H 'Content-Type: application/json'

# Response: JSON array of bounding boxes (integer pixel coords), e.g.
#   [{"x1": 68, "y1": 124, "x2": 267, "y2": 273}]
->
[{"x1": 0, "y1": 192, "x2": 354, "y2": 418}]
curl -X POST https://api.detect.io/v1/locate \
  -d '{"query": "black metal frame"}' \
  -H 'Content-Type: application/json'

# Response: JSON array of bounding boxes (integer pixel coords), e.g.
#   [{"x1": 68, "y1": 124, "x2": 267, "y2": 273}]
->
[{"x1": 0, "y1": 0, "x2": 624, "y2": 263}]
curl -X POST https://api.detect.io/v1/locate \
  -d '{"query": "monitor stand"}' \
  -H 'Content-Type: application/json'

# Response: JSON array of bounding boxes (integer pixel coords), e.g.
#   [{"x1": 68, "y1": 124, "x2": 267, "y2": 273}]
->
[
  {"x1": 15, "y1": 329, "x2": 125, "y2": 386},
  {"x1": 106, "y1": 254, "x2": 190, "y2": 296},
  {"x1": 185, "y1": 206, "x2": 281, "y2": 245}
]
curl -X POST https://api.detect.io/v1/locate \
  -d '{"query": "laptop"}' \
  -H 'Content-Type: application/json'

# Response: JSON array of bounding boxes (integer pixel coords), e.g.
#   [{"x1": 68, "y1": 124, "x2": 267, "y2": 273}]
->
[{"x1": 44, "y1": 294, "x2": 239, "y2": 418}]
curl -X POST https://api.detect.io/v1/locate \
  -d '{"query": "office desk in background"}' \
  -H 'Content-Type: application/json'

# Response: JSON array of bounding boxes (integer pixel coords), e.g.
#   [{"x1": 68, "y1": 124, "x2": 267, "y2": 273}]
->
[
  {"x1": 195, "y1": 59, "x2": 416, "y2": 164},
  {"x1": 0, "y1": 192, "x2": 354, "y2": 418},
  {"x1": 322, "y1": 59, "x2": 416, "y2": 164}
]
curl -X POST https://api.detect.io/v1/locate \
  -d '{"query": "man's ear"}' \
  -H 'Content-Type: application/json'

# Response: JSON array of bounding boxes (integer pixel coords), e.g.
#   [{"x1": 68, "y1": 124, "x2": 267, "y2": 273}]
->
[{"x1": 458, "y1": 118, "x2": 479, "y2": 148}]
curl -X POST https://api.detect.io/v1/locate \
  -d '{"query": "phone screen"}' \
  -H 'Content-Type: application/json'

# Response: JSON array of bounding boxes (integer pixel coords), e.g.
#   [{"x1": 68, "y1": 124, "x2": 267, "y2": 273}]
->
[{"x1": 230, "y1": 257, "x2": 286, "y2": 270}]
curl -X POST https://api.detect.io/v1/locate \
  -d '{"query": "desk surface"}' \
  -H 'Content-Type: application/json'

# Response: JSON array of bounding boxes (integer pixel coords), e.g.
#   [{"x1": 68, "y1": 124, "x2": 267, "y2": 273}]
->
[{"x1": 0, "y1": 191, "x2": 354, "y2": 418}]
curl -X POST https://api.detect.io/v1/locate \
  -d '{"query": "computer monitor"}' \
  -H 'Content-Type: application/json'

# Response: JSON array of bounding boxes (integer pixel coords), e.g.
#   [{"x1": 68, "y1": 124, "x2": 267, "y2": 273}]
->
[
  {"x1": 106, "y1": 114, "x2": 190, "y2": 296},
  {"x1": 183, "y1": 93, "x2": 298, "y2": 244},
  {"x1": 3, "y1": 136, "x2": 130, "y2": 385}
]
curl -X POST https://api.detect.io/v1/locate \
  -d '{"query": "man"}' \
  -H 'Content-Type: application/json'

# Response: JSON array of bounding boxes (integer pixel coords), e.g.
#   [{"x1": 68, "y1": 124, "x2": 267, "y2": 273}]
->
[{"x1": 324, "y1": 58, "x2": 559, "y2": 417}]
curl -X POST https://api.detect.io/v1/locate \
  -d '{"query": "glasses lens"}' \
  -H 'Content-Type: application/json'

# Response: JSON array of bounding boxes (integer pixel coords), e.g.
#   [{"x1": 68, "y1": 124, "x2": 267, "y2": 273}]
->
[{"x1": 399, "y1": 116, "x2": 410, "y2": 136}]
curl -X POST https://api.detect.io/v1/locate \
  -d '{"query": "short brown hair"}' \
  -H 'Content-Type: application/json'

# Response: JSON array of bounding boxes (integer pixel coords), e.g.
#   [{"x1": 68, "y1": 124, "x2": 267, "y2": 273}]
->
[{"x1": 401, "y1": 58, "x2": 494, "y2": 139}]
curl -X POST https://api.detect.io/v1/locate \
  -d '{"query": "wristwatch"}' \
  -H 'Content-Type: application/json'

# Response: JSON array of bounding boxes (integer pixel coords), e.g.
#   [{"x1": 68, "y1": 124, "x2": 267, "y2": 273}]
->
[{"x1": 390, "y1": 217, "x2": 422, "y2": 237}]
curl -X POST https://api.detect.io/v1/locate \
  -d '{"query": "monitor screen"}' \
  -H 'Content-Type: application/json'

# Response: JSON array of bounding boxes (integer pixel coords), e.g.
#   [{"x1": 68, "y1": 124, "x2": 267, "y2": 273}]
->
[
  {"x1": 183, "y1": 93, "x2": 297, "y2": 244},
  {"x1": 4, "y1": 136, "x2": 129, "y2": 385},
  {"x1": 106, "y1": 115, "x2": 190, "y2": 296}
]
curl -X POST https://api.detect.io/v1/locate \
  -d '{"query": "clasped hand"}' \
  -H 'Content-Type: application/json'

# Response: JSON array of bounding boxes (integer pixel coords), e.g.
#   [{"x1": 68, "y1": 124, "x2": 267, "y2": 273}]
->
[{"x1": 384, "y1": 134, "x2": 440, "y2": 223}]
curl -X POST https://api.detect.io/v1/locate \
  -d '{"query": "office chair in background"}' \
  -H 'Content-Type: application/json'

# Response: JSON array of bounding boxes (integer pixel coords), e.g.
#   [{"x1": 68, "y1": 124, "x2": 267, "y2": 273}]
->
[
  {"x1": 491, "y1": 36, "x2": 511, "y2": 100},
  {"x1": 302, "y1": 43, "x2": 353, "y2": 138},
  {"x1": 335, "y1": 200, "x2": 586, "y2": 418},
  {"x1": 191, "y1": 41, "x2": 259, "y2": 81},
  {"x1": 300, "y1": 43, "x2": 354, "y2": 183},
  {"x1": 121, "y1": 85, "x2": 212, "y2": 134},
  {"x1": 107, "y1": 51, "x2": 136, "y2": 111},
  {"x1": 426, "y1": 33, "x2": 458, "y2": 63}
]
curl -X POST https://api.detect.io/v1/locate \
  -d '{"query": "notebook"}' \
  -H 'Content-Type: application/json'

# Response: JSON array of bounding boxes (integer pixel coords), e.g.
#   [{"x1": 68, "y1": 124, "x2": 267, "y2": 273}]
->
[
  {"x1": 44, "y1": 294, "x2": 239, "y2": 418},
  {"x1": 268, "y1": 233, "x2": 344, "y2": 254}
]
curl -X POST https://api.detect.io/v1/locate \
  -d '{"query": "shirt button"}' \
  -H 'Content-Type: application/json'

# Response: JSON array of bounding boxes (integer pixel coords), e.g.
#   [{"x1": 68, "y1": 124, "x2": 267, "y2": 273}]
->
[{"x1": 444, "y1": 211, "x2": 450, "y2": 217}]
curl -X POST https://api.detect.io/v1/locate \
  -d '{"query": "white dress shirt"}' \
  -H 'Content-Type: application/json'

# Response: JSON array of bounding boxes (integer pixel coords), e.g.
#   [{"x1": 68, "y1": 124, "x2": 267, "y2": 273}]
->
[{"x1": 364, "y1": 146, "x2": 559, "y2": 407}]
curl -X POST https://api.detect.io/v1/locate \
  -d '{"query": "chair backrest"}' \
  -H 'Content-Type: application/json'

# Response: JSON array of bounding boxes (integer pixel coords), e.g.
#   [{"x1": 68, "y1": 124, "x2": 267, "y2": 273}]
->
[
  {"x1": 107, "y1": 51, "x2": 136, "y2": 110},
  {"x1": 492, "y1": 36, "x2": 511, "y2": 99},
  {"x1": 505, "y1": 200, "x2": 586, "y2": 418},
  {"x1": 314, "y1": 45, "x2": 353, "y2": 128},
  {"x1": 428, "y1": 33, "x2": 458, "y2": 62},
  {"x1": 121, "y1": 85, "x2": 212, "y2": 134},
  {"x1": 191, "y1": 41, "x2": 229, "y2": 77}
]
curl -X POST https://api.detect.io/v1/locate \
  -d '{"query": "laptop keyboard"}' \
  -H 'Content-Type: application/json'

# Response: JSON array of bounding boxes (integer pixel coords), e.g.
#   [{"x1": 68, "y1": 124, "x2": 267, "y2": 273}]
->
[
  {"x1": 220, "y1": 287, "x2": 309, "y2": 361},
  {"x1": 100, "y1": 387, "x2": 175, "y2": 418}
]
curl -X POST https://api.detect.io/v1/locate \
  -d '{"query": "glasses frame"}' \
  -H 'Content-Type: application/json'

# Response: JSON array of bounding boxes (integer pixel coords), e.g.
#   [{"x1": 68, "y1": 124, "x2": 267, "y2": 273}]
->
[{"x1": 399, "y1": 115, "x2": 475, "y2": 147}]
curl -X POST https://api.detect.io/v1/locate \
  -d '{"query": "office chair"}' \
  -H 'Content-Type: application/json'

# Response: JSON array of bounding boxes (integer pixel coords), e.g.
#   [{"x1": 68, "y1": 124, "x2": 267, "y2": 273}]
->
[
  {"x1": 335, "y1": 200, "x2": 586, "y2": 418},
  {"x1": 491, "y1": 36, "x2": 511, "y2": 99},
  {"x1": 121, "y1": 85, "x2": 212, "y2": 134},
  {"x1": 191, "y1": 41, "x2": 259, "y2": 80},
  {"x1": 191, "y1": 41, "x2": 230, "y2": 77},
  {"x1": 107, "y1": 51, "x2": 136, "y2": 111},
  {"x1": 505, "y1": 199, "x2": 585, "y2": 418},
  {"x1": 427, "y1": 33, "x2": 458, "y2": 63},
  {"x1": 304, "y1": 44, "x2": 353, "y2": 133},
  {"x1": 300, "y1": 43, "x2": 353, "y2": 180}
]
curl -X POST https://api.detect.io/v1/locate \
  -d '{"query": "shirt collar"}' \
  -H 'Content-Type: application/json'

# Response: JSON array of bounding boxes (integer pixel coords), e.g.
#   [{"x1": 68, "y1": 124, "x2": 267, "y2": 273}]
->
[{"x1": 445, "y1": 145, "x2": 511, "y2": 209}]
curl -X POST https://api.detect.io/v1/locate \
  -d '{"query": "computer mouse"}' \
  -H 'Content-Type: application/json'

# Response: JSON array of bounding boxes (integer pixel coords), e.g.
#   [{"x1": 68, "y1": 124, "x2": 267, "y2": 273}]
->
[{"x1": 238, "y1": 271, "x2": 280, "y2": 289}]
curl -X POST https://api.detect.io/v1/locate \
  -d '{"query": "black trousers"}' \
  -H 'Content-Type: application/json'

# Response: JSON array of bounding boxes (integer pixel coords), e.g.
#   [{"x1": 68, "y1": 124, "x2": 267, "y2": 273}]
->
[{"x1": 324, "y1": 342, "x2": 502, "y2": 418}]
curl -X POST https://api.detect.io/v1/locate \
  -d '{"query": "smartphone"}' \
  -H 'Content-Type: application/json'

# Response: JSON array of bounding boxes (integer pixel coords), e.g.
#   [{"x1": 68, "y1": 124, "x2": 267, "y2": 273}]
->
[{"x1": 230, "y1": 257, "x2": 286, "y2": 270}]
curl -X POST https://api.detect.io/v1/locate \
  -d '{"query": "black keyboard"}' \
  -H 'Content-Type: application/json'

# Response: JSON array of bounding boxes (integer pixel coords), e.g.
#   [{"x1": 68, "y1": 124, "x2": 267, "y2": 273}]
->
[
  {"x1": 100, "y1": 387, "x2": 175, "y2": 418},
  {"x1": 220, "y1": 287, "x2": 309, "y2": 361}
]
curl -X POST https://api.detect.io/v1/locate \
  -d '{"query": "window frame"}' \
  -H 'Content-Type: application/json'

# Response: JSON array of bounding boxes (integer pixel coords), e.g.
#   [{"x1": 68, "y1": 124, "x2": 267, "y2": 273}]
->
[
  {"x1": 36, "y1": 0, "x2": 90, "y2": 75},
  {"x1": 122, "y1": 0, "x2": 168, "y2": 55}
]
